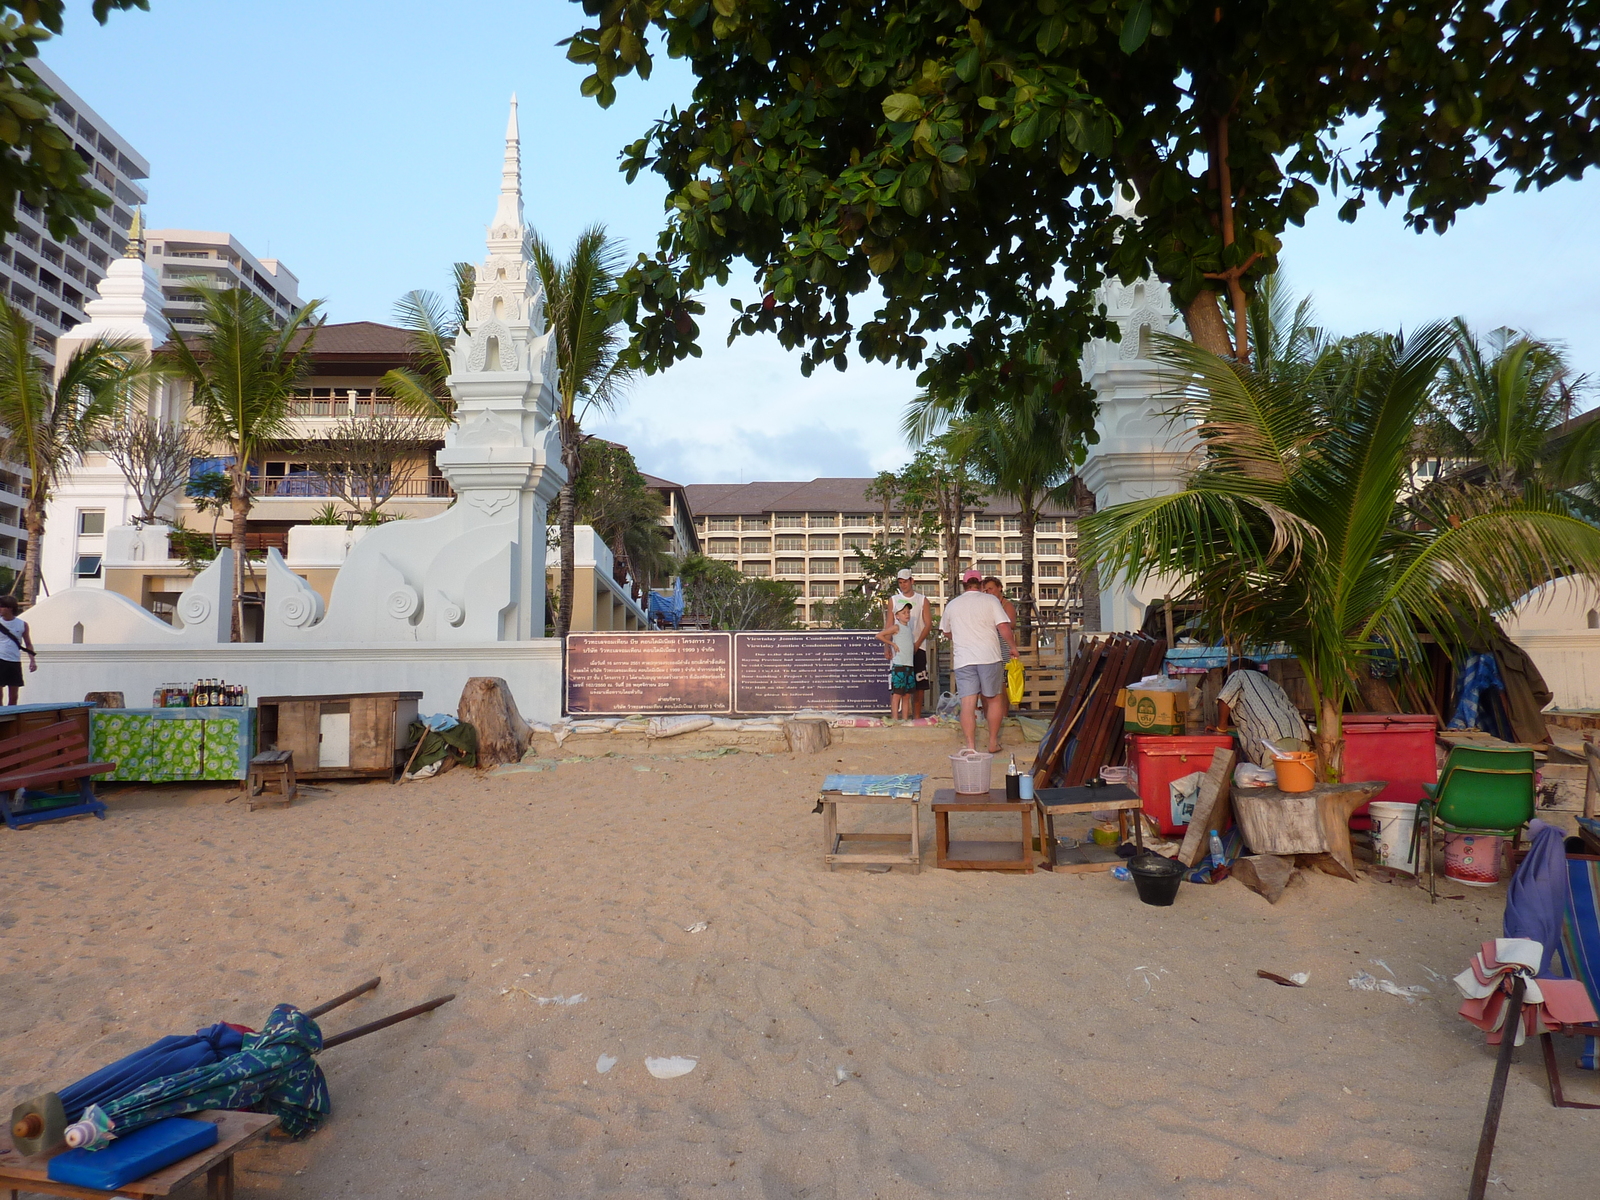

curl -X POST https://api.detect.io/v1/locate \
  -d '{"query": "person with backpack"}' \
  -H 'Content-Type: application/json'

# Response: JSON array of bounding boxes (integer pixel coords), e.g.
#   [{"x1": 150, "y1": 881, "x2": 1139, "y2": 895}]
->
[{"x1": 0, "y1": 594, "x2": 37, "y2": 705}]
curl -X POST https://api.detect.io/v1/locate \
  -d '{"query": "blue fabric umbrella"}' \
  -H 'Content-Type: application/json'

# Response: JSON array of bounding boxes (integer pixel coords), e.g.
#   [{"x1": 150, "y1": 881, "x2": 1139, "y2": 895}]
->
[
  {"x1": 58, "y1": 1023, "x2": 246, "y2": 1121},
  {"x1": 72, "y1": 1005, "x2": 330, "y2": 1150}
]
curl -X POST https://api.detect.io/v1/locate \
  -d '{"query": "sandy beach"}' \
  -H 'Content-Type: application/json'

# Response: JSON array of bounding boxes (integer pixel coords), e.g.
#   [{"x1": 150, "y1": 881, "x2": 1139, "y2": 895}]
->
[{"x1": 2, "y1": 735, "x2": 1593, "y2": 1199}]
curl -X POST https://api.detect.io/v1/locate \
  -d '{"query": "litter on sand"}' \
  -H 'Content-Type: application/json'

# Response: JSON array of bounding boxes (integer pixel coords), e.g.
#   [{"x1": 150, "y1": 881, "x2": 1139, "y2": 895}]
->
[
  {"x1": 683, "y1": 921, "x2": 709, "y2": 933},
  {"x1": 595, "y1": 1054, "x2": 617, "y2": 1074},
  {"x1": 1348, "y1": 971, "x2": 1430, "y2": 1002},
  {"x1": 1257, "y1": 970, "x2": 1309, "y2": 987},
  {"x1": 644, "y1": 1056, "x2": 698, "y2": 1079}
]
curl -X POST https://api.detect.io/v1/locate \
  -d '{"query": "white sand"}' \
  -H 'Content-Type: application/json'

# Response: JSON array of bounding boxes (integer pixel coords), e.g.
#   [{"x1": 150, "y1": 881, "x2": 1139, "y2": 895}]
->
[{"x1": 2, "y1": 738, "x2": 1593, "y2": 1198}]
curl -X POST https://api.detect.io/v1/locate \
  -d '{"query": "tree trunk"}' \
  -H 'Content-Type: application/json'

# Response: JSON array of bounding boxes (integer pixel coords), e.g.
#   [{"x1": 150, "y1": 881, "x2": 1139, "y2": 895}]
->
[
  {"x1": 1181, "y1": 290, "x2": 1236, "y2": 358},
  {"x1": 783, "y1": 717, "x2": 831, "y2": 754},
  {"x1": 555, "y1": 425, "x2": 581, "y2": 639},
  {"x1": 229, "y1": 458, "x2": 250, "y2": 643},
  {"x1": 457, "y1": 675, "x2": 530, "y2": 768},
  {"x1": 1315, "y1": 695, "x2": 1344, "y2": 784},
  {"x1": 1018, "y1": 500, "x2": 1036, "y2": 641},
  {"x1": 21, "y1": 494, "x2": 44, "y2": 605}
]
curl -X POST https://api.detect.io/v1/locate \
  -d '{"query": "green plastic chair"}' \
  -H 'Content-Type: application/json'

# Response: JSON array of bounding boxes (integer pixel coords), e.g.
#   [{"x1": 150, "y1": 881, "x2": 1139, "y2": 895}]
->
[{"x1": 1415, "y1": 745, "x2": 1536, "y2": 899}]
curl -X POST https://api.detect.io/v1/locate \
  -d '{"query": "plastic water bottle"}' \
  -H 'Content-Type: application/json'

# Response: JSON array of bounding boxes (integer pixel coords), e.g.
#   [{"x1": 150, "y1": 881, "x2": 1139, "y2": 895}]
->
[{"x1": 1209, "y1": 829, "x2": 1226, "y2": 869}]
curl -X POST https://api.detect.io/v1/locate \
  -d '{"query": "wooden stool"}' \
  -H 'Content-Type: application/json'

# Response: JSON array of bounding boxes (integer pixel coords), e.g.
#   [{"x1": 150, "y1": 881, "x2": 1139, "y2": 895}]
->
[
  {"x1": 245, "y1": 750, "x2": 296, "y2": 810},
  {"x1": 931, "y1": 788, "x2": 1035, "y2": 873},
  {"x1": 1035, "y1": 781, "x2": 1144, "y2": 872}
]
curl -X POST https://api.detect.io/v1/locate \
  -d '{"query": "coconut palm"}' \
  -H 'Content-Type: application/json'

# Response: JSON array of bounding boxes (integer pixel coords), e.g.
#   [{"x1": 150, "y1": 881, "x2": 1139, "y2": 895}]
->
[
  {"x1": 380, "y1": 262, "x2": 474, "y2": 420},
  {"x1": 161, "y1": 288, "x2": 322, "y2": 641},
  {"x1": 0, "y1": 298, "x2": 150, "y2": 603},
  {"x1": 1080, "y1": 326, "x2": 1600, "y2": 780},
  {"x1": 530, "y1": 224, "x2": 635, "y2": 638}
]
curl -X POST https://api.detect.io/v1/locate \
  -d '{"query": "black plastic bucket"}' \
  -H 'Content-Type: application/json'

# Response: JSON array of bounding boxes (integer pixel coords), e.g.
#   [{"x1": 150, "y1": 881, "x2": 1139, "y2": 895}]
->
[{"x1": 1128, "y1": 855, "x2": 1184, "y2": 906}]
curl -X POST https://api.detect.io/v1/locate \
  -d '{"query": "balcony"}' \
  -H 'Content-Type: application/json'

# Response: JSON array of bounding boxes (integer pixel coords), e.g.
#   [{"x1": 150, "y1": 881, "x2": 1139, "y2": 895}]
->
[{"x1": 254, "y1": 474, "x2": 454, "y2": 500}]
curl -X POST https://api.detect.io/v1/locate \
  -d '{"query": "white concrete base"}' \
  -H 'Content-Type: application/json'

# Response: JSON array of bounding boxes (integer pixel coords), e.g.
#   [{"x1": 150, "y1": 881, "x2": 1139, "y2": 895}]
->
[{"x1": 29, "y1": 640, "x2": 565, "y2": 722}]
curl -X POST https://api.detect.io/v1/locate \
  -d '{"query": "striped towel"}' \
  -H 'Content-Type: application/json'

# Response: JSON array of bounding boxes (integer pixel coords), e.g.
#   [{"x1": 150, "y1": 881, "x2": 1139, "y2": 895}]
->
[{"x1": 1556, "y1": 857, "x2": 1600, "y2": 1070}]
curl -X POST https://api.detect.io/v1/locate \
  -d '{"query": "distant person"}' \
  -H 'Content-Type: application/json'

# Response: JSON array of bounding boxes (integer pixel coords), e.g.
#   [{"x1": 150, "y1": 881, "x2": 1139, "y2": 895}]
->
[
  {"x1": 0, "y1": 594, "x2": 37, "y2": 705},
  {"x1": 876, "y1": 595, "x2": 918, "y2": 720},
  {"x1": 982, "y1": 576, "x2": 1020, "y2": 717},
  {"x1": 894, "y1": 569, "x2": 931, "y2": 717},
  {"x1": 940, "y1": 569, "x2": 1018, "y2": 753}
]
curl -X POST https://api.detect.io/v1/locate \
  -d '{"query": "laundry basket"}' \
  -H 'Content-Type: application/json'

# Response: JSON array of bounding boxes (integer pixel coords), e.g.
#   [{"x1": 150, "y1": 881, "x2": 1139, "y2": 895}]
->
[{"x1": 949, "y1": 749, "x2": 994, "y2": 795}]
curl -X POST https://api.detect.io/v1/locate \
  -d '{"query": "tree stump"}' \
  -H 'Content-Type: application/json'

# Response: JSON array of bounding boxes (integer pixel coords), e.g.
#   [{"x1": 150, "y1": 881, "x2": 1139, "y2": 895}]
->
[
  {"x1": 457, "y1": 677, "x2": 530, "y2": 769},
  {"x1": 83, "y1": 692, "x2": 124, "y2": 709},
  {"x1": 1234, "y1": 854, "x2": 1298, "y2": 904},
  {"x1": 783, "y1": 718, "x2": 832, "y2": 754}
]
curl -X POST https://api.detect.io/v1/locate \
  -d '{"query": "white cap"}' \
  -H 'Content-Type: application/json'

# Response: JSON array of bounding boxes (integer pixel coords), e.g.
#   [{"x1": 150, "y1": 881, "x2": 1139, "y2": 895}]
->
[{"x1": 896, "y1": 568, "x2": 914, "y2": 579}]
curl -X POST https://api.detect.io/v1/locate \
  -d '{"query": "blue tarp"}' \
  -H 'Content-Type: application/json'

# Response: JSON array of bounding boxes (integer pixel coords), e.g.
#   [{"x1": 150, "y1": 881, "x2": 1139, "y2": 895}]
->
[
  {"x1": 648, "y1": 578, "x2": 685, "y2": 628},
  {"x1": 1164, "y1": 644, "x2": 1294, "y2": 674}
]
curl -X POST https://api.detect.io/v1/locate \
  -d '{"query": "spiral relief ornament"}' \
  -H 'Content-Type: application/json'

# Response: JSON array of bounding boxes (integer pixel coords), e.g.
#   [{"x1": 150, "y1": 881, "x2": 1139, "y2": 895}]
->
[
  {"x1": 442, "y1": 601, "x2": 464, "y2": 626},
  {"x1": 177, "y1": 591, "x2": 212, "y2": 625},
  {"x1": 277, "y1": 592, "x2": 320, "y2": 628},
  {"x1": 386, "y1": 586, "x2": 421, "y2": 621}
]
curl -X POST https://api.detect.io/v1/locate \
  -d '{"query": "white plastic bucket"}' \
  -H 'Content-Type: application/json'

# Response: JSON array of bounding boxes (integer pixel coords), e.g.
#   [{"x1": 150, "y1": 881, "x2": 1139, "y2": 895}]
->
[
  {"x1": 1368, "y1": 801, "x2": 1419, "y2": 874},
  {"x1": 949, "y1": 749, "x2": 994, "y2": 795}
]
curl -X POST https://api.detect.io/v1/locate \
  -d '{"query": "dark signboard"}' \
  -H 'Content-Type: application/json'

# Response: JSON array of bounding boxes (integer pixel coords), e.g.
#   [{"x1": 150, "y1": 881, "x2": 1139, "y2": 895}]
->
[
  {"x1": 733, "y1": 631, "x2": 890, "y2": 714},
  {"x1": 566, "y1": 632, "x2": 731, "y2": 714}
]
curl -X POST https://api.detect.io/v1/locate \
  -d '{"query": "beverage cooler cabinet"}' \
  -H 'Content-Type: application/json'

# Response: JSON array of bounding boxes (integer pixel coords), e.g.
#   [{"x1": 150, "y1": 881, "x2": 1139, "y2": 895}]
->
[
  {"x1": 89, "y1": 708, "x2": 256, "y2": 782},
  {"x1": 256, "y1": 692, "x2": 422, "y2": 781}
]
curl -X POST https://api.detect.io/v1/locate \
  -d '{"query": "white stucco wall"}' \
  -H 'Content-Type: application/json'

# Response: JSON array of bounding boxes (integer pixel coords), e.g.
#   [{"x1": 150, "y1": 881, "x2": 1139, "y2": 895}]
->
[{"x1": 1503, "y1": 575, "x2": 1600, "y2": 710}]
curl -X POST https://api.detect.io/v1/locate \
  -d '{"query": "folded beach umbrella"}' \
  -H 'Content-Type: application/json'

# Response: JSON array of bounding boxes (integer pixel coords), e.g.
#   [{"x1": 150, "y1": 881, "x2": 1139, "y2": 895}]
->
[
  {"x1": 57, "y1": 1023, "x2": 248, "y2": 1122},
  {"x1": 69, "y1": 1005, "x2": 330, "y2": 1151}
]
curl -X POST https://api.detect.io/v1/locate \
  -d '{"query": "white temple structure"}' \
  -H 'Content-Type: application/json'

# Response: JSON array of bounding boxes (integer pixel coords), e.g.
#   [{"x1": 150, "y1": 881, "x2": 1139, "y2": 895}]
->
[
  {"x1": 1076, "y1": 260, "x2": 1196, "y2": 632},
  {"x1": 23, "y1": 99, "x2": 569, "y2": 719}
]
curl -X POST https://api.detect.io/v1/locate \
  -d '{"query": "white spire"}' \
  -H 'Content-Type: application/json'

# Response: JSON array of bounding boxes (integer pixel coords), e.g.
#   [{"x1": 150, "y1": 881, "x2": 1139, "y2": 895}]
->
[{"x1": 491, "y1": 93, "x2": 523, "y2": 236}]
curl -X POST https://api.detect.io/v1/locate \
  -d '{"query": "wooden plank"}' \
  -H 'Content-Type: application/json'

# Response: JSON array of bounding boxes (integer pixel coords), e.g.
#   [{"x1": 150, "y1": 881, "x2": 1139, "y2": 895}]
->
[
  {"x1": 347, "y1": 696, "x2": 390, "y2": 772},
  {"x1": 1177, "y1": 748, "x2": 1237, "y2": 866},
  {"x1": 1029, "y1": 636, "x2": 1098, "y2": 782},
  {"x1": 1060, "y1": 638, "x2": 1123, "y2": 786},
  {"x1": 272, "y1": 701, "x2": 321, "y2": 769}
]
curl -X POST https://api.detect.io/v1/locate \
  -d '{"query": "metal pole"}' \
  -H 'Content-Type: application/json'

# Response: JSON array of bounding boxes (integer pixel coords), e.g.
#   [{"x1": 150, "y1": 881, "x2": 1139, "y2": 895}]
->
[
  {"x1": 304, "y1": 976, "x2": 381, "y2": 1019},
  {"x1": 1468, "y1": 974, "x2": 1527, "y2": 1200},
  {"x1": 320, "y1": 994, "x2": 455, "y2": 1051}
]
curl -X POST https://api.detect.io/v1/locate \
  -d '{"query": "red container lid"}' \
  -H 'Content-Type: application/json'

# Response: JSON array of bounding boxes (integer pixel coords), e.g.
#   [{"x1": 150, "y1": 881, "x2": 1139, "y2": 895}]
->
[{"x1": 1342, "y1": 713, "x2": 1437, "y2": 729}]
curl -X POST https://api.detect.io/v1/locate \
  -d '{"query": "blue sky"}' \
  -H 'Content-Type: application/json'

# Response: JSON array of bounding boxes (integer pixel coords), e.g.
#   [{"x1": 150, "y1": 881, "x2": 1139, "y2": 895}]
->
[{"x1": 44, "y1": 0, "x2": 1600, "y2": 486}]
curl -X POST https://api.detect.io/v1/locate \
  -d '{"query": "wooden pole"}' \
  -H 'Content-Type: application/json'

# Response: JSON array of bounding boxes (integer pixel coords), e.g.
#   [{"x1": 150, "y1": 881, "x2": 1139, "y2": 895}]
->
[
  {"x1": 1164, "y1": 594, "x2": 1176, "y2": 647},
  {"x1": 320, "y1": 994, "x2": 456, "y2": 1051},
  {"x1": 304, "y1": 976, "x2": 380, "y2": 1019},
  {"x1": 1468, "y1": 975, "x2": 1528, "y2": 1200}
]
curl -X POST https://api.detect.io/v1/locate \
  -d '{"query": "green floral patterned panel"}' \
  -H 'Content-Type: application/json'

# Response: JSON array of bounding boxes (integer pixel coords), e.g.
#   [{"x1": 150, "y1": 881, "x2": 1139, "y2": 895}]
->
[
  {"x1": 202, "y1": 719, "x2": 246, "y2": 780},
  {"x1": 92, "y1": 714, "x2": 204, "y2": 782}
]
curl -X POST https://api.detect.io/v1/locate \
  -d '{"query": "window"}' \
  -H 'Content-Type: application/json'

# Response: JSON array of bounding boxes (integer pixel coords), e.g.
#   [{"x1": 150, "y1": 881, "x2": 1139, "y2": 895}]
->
[
  {"x1": 808, "y1": 536, "x2": 838, "y2": 551},
  {"x1": 1036, "y1": 540, "x2": 1064, "y2": 556},
  {"x1": 977, "y1": 560, "x2": 1000, "y2": 575},
  {"x1": 1036, "y1": 518, "x2": 1061, "y2": 533},
  {"x1": 774, "y1": 535, "x2": 805, "y2": 552},
  {"x1": 77, "y1": 510, "x2": 105, "y2": 535},
  {"x1": 808, "y1": 513, "x2": 837, "y2": 527},
  {"x1": 974, "y1": 515, "x2": 998, "y2": 531},
  {"x1": 1040, "y1": 584, "x2": 1064, "y2": 600},
  {"x1": 843, "y1": 513, "x2": 872, "y2": 526},
  {"x1": 775, "y1": 558, "x2": 805, "y2": 575},
  {"x1": 741, "y1": 538, "x2": 771, "y2": 554},
  {"x1": 742, "y1": 561, "x2": 770, "y2": 577},
  {"x1": 809, "y1": 558, "x2": 840, "y2": 574},
  {"x1": 975, "y1": 538, "x2": 1000, "y2": 555},
  {"x1": 1038, "y1": 561, "x2": 1064, "y2": 577},
  {"x1": 1004, "y1": 539, "x2": 1025, "y2": 555},
  {"x1": 916, "y1": 558, "x2": 940, "y2": 575},
  {"x1": 74, "y1": 554, "x2": 102, "y2": 578},
  {"x1": 773, "y1": 514, "x2": 805, "y2": 528},
  {"x1": 708, "y1": 515, "x2": 739, "y2": 531},
  {"x1": 844, "y1": 535, "x2": 871, "y2": 552},
  {"x1": 1003, "y1": 516, "x2": 1022, "y2": 531},
  {"x1": 810, "y1": 581, "x2": 838, "y2": 598},
  {"x1": 915, "y1": 581, "x2": 940, "y2": 597},
  {"x1": 1004, "y1": 560, "x2": 1023, "y2": 578},
  {"x1": 706, "y1": 538, "x2": 739, "y2": 555}
]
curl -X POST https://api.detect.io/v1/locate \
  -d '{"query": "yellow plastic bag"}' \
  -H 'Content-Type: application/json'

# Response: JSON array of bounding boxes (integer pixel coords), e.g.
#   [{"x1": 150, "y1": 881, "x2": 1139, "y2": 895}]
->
[{"x1": 1006, "y1": 658, "x2": 1025, "y2": 705}]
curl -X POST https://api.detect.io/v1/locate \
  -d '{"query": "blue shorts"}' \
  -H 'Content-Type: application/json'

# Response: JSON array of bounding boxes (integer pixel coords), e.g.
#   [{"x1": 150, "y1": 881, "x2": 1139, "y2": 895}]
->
[{"x1": 954, "y1": 661, "x2": 1006, "y2": 699}]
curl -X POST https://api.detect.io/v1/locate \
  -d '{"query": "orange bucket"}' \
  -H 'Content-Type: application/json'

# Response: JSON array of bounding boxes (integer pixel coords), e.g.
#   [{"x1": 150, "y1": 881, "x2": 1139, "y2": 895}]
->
[{"x1": 1272, "y1": 751, "x2": 1317, "y2": 793}]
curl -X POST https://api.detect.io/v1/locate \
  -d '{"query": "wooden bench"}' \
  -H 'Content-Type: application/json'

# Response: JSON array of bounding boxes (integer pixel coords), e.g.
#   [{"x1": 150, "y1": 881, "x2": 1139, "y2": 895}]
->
[{"x1": 0, "y1": 719, "x2": 116, "y2": 831}]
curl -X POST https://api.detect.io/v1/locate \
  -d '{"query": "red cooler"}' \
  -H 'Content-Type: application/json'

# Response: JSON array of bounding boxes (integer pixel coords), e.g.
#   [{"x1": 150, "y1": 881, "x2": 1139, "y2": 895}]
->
[
  {"x1": 1127, "y1": 734, "x2": 1237, "y2": 837},
  {"x1": 1341, "y1": 712, "x2": 1438, "y2": 820}
]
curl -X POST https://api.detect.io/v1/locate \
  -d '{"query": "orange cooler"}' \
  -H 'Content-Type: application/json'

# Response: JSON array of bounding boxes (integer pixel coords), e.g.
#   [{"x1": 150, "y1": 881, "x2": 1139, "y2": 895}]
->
[{"x1": 1126, "y1": 734, "x2": 1237, "y2": 837}]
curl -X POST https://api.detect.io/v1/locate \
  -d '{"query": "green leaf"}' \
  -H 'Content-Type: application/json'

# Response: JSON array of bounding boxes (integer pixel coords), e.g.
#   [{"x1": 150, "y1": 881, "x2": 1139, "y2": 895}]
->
[
  {"x1": 882, "y1": 92, "x2": 923, "y2": 124},
  {"x1": 1119, "y1": 0, "x2": 1152, "y2": 54}
]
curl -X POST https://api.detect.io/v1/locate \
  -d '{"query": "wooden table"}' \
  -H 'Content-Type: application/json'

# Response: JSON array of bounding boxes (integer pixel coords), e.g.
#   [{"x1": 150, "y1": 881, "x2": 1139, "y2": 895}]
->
[
  {"x1": 0, "y1": 1110, "x2": 276, "y2": 1200},
  {"x1": 1230, "y1": 781, "x2": 1385, "y2": 882},
  {"x1": 818, "y1": 784, "x2": 923, "y2": 873},
  {"x1": 1034, "y1": 782, "x2": 1144, "y2": 872},
  {"x1": 931, "y1": 788, "x2": 1035, "y2": 873}
]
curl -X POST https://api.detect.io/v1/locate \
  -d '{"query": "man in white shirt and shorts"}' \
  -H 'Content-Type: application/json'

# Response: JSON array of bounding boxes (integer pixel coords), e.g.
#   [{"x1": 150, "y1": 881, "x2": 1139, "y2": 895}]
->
[{"x1": 940, "y1": 569, "x2": 1018, "y2": 753}]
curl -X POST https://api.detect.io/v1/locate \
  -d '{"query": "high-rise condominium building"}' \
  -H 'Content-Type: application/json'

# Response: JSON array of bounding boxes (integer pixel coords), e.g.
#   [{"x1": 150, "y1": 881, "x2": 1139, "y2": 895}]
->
[{"x1": 144, "y1": 229, "x2": 301, "y2": 330}]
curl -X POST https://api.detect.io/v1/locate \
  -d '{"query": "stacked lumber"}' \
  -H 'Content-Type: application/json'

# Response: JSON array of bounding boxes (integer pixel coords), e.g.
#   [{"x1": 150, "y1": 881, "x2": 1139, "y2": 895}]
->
[{"x1": 1029, "y1": 634, "x2": 1167, "y2": 789}]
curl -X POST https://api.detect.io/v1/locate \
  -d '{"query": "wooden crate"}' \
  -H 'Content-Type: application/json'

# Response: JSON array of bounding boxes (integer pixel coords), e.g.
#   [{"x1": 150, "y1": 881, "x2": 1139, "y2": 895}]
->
[{"x1": 256, "y1": 691, "x2": 421, "y2": 780}]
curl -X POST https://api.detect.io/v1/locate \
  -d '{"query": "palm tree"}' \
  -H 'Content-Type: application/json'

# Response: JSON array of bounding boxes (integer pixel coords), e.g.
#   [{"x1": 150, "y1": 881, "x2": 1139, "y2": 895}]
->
[
  {"x1": 529, "y1": 225, "x2": 635, "y2": 638},
  {"x1": 381, "y1": 262, "x2": 474, "y2": 420},
  {"x1": 574, "y1": 436, "x2": 673, "y2": 592},
  {"x1": 1080, "y1": 326, "x2": 1600, "y2": 780},
  {"x1": 0, "y1": 298, "x2": 149, "y2": 604},
  {"x1": 161, "y1": 288, "x2": 322, "y2": 641}
]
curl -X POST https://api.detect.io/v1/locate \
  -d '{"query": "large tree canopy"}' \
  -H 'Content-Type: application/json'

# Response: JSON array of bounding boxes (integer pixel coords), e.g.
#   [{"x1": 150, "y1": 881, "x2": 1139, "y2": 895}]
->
[
  {"x1": 565, "y1": 0, "x2": 1600, "y2": 384},
  {"x1": 0, "y1": 2, "x2": 149, "y2": 240}
]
